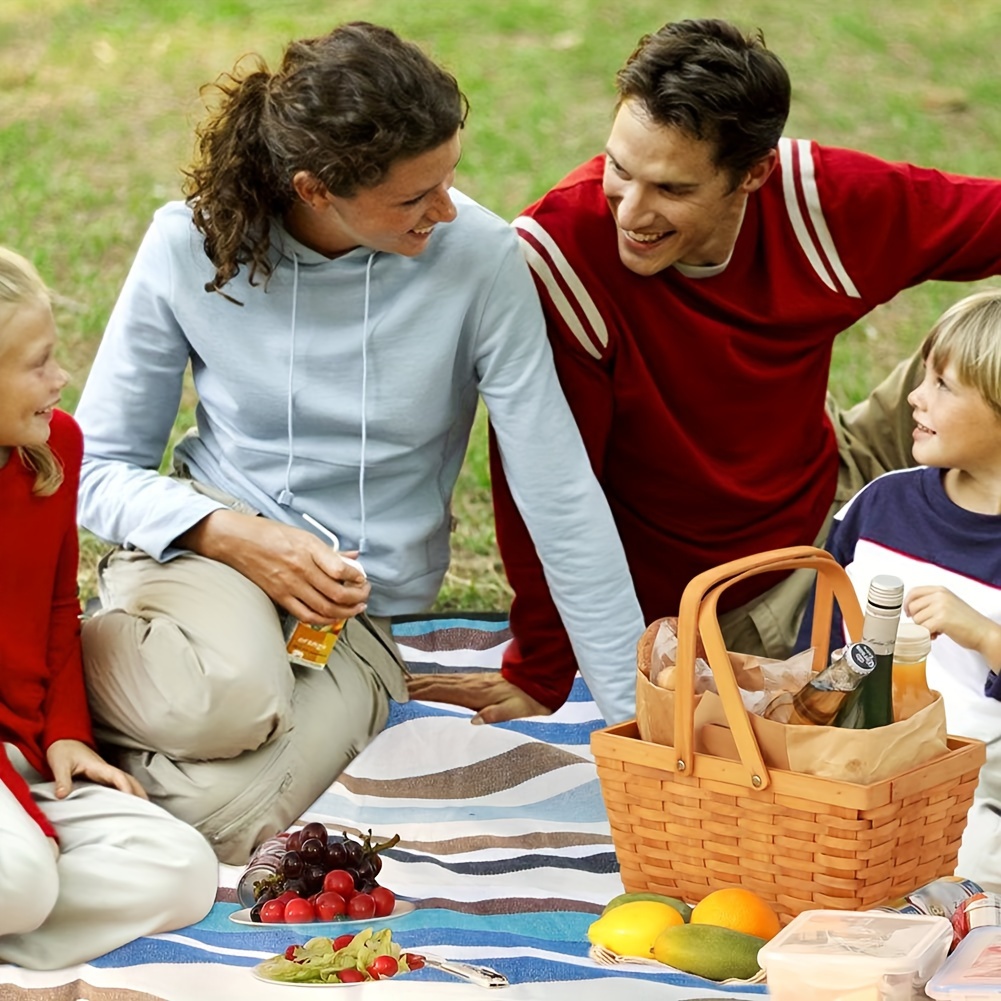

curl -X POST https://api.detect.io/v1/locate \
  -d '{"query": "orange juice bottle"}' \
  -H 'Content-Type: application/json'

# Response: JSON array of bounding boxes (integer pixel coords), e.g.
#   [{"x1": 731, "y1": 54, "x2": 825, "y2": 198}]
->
[{"x1": 892, "y1": 622, "x2": 935, "y2": 719}]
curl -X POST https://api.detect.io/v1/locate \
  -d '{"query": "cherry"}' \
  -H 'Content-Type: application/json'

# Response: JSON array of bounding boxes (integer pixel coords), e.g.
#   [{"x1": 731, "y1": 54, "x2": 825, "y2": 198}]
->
[
  {"x1": 284, "y1": 945, "x2": 299, "y2": 961},
  {"x1": 347, "y1": 892, "x2": 376, "y2": 920},
  {"x1": 371, "y1": 886, "x2": 395, "y2": 917},
  {"x1": 370, "y1": 955, "x2": 399, "y2": 978},
  {"x1": 322, "y1": 869, "x2": 355, "y2": 898},
  {"x1": 338, "y1": 969, "x2": 365, "y2": 983},
  {"x1": 403, "y1": 953, "x2": 426, "y2": 970},
  {"x1": 284, "y1": 897, "x2": 316, "y2": 923},
  {"x1": 333, "y1": 934, "x2": 355, "y2": 951},
  {"x1": 314, "y1": 891, "x2": 347, "y2": 921},
  {"x1": 260, "y1": 899, "x2": 286, "y2": 924}
]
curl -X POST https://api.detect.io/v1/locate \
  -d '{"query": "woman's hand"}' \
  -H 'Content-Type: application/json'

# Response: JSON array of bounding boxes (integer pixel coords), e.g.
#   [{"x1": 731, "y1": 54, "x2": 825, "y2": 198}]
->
[
  {"x1": 905, "y1": 585, "x2": 1001, "y2": 666},
  {"x1": 45, "y1": 740, "x2": 148, "y2": 799},
  {"x1": 177, "y1": 509, "x2": 370, "y2": 624},
  {"x1": 406, "y1": 673, "x2": 553, "y2": 724}
]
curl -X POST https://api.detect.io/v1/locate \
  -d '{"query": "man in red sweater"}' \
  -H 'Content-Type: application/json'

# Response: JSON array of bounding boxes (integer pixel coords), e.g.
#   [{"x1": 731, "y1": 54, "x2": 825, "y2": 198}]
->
[{"x1": 408, "y1": 18, "x2": 1001, "y2": 723}]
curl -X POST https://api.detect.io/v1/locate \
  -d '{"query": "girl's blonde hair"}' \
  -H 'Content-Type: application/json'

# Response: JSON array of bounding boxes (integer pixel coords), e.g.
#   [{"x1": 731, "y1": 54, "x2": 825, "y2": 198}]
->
[
  {"x1": 0, "y1": 247, "x2": 63, "y2": 496},
  {"x1": 923, "y1": 288, "x2": 1001, "y2": 420}
]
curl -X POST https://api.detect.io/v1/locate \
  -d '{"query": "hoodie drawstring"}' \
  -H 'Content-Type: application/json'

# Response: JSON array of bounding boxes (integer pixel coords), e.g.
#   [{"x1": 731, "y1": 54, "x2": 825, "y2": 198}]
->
[
  {"x1": 277, "y1": 253, "x2": 300, "y2": 507},
  {"x1": 357, "y1": 254, "x2": 373, "y2": 554}
]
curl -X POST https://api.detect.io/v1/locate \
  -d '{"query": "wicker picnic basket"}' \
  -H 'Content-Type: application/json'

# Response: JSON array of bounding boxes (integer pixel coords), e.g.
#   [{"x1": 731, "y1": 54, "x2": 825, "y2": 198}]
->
[{"x1": 591, "y1": 546, "x2": 986, "y2": 925}]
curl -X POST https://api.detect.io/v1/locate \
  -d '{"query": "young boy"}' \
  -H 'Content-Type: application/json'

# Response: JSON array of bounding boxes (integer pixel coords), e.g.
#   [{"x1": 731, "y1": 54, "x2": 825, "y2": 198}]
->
[{"x1": 817, "y1": 288, "x2": 1001, "y2": 891}]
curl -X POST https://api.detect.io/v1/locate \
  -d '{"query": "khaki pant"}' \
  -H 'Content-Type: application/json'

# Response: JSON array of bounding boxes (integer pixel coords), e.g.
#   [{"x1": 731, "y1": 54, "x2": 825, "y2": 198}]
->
[
  {"x1": 82, "y1": 543, "x2": 408, "y2": 866},
  {"x1": 719, "y1": 349, "x2": 924, "y2": 659}
]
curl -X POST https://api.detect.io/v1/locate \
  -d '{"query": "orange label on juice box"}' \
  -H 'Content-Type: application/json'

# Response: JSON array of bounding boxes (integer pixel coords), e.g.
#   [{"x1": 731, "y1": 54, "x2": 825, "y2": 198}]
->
[{"x1": 285, "y1": 619, "x2": 346, "y2": 668}]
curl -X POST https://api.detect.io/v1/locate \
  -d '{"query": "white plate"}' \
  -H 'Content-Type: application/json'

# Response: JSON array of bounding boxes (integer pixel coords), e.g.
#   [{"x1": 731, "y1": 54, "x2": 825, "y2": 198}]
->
[
  {"x1": 230, "y1": 900, "x2": 416, "y2": 928},
  {"x1": 252, "y1": 966, "x2": 361, "y2": 987}
]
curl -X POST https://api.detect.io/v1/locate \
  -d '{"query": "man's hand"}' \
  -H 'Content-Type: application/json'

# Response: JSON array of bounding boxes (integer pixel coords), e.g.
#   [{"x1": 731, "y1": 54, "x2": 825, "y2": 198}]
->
[
  {"x1": 406, "y1": 673, "x2": 553, "y2": 725},
  {"x1": 905, "y1": 585, "x2": 1001, "y2": 666},
  {"x1": 177, "y1": 509, "x2": 369, "y2": 624},
  {"x1": 45, "y1": 739, "x2": 149, "y2": 799}
]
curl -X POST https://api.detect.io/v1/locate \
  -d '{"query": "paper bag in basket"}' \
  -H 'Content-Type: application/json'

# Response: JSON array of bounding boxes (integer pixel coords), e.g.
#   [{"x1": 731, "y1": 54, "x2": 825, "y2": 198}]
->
[{"x1": 636, "y1": 604, "x2": 949, "y2": 783}]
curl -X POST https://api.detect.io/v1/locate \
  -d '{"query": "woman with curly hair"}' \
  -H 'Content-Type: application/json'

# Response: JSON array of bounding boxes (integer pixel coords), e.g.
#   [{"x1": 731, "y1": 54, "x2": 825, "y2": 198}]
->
[{"x1": 74, "y1": 22, "x2": 643, "y2": 864}]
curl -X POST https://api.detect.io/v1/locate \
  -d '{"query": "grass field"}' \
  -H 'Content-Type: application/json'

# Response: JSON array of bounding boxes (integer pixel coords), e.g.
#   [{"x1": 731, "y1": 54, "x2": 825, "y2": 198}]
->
[{"x1": 2, "y1": 0, "x2": 999, "y2": 608}]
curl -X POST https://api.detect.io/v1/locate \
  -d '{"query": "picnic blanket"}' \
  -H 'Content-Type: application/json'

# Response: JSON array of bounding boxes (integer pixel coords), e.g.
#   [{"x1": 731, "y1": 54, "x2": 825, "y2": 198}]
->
[{"x1": 0, "y1": 615, "x2": 768, "y2": 1000}]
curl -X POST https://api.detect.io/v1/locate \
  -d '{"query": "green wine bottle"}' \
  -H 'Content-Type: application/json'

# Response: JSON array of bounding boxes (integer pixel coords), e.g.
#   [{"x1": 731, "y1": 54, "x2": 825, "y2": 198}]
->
[{"x1": 834, "y1": 575, "x2": 904, "y2": 729}]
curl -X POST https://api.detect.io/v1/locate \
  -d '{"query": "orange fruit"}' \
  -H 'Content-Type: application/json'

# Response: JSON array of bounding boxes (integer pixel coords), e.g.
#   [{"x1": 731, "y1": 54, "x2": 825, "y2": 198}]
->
[{"x1": 689, "y1": 887, "x2": 781, "y2": 941}]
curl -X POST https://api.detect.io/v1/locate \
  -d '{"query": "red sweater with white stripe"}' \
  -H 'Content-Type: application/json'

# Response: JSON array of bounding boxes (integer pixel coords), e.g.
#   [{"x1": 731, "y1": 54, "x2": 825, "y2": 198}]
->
[
  {"x1": 494, "y1": 142, "x2": 1001, "y2": 711},
  {"x1": 0, "y1": 411, "x2": 94, "y2": 837}
]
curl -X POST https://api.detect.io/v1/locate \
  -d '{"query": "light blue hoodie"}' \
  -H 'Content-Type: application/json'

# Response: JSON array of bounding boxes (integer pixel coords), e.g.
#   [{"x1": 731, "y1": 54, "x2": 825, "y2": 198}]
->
[{"x1": 75, "y1": 193, "x2": 644, "y2": 722}]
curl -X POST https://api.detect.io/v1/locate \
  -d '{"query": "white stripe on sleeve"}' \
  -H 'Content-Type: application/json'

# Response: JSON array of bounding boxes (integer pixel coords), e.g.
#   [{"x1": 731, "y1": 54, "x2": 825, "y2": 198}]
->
[
  {"x1": 795, "y1": 139, "x2": 861, "y2": 299},
  {"x1": 513, "y1": 216, "x2": 608, "y2": 357},
  {"x1": 779, "y1": 137, "x2": 837, "y2": 292}
]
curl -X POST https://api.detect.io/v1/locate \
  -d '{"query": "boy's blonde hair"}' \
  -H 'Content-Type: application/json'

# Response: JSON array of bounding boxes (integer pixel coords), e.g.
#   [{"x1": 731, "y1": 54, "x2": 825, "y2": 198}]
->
[
  {"x1": 0, "y1": 247, "x2": 63, "y2": 496},
  {"x1": 922, "y1": 288, "x2": 1001, "y2": 420}
]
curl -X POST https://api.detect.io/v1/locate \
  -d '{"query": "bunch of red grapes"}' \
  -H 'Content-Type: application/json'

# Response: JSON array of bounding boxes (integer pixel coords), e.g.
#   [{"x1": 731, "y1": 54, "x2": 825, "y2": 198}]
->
[{"x1": 250, "y1": 822, "x2": 400, "y2": 924}]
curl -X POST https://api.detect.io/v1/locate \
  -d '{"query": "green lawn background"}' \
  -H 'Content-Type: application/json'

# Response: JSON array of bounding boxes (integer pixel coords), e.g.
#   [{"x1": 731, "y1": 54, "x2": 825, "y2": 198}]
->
[{"x1": 2, "y1": 0, "x2": 999, "y2": 607}]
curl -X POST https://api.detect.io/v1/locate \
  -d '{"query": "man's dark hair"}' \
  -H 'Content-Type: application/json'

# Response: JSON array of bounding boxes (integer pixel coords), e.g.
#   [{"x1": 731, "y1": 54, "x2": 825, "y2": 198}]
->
[{"x1": 615, "y1": 19, "x2": 790, "y2": 179}]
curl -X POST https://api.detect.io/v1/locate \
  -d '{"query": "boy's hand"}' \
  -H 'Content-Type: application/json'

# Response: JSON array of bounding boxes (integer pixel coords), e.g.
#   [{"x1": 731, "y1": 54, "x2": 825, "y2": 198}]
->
[
  {"x1": 45, "y1": 739, "x2": 149, "y2": 800},
  {"x1": 904, "y1": 586, "x2": 1001, "y2": 666}
]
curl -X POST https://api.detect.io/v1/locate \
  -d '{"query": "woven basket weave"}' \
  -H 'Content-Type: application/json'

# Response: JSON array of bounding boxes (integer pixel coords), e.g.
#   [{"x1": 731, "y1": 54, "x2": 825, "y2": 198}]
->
[{"x1": 591, "y1": 546, "x2": 985, "y2": 925}]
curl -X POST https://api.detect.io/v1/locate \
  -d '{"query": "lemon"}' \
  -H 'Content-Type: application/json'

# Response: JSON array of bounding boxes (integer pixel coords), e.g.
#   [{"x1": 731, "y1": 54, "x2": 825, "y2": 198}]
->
[{"x1": 587, "y1": 899, "x2": 685, "y2": 958}]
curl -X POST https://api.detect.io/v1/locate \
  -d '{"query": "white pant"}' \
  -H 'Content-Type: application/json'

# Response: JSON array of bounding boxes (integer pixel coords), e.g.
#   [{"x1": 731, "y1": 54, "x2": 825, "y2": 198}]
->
[{"x1": 0, "y1": 746, "x2": 218, "y2": 970}]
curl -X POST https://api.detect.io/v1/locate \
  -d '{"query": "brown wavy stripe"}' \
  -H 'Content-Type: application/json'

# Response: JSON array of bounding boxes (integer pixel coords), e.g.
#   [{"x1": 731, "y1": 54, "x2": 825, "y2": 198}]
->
[
  {"x1": 0, "y1": 984, "x2": 163, "y2": 1001},
  {"x1": 337, "y1": 742, "x2": 583, "y2": 799},
  {"x1": 397, "y1": 830, "x2": 614, "y2": 854},
  {"x1": 395, "y1": 625, "x2": 510, "y2": 653},
  {"x1": 416, "y1": 896, "x2": 603, "y2": 915},
  {"x1": 292, "y1": 825, "x2": 613, "y2": 855}
]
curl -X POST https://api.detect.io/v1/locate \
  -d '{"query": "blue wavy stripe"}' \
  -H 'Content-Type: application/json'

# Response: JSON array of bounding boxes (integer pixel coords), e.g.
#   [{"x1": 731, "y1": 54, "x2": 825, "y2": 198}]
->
[
  {"x1": 380, "y1": 848, "x2": 618, "y2": 877},
  {"x1": 141, "y1": 917, "x2": 598, "y2": 954},
  {"x1": 198, "y1": 904, "x2": 595, "y2": 941},
  {"x1": 91, "y1": 935, "x2": 767, "y2": 992},
  {"x1": 312, "y1": 778, "x2": 607, "y2": 823},
  {"x1": 568, "y1": 677, "x2": 597, "y2": 702},
  {"x1": 392, "y1": 618, "x2": 510, "y2": 637}
]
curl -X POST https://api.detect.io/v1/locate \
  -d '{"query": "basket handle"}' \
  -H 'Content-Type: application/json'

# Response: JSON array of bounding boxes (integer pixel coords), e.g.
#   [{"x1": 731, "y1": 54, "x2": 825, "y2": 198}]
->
[{"x1": 674, "y1": 546, "x2": 864, "y2": 790}]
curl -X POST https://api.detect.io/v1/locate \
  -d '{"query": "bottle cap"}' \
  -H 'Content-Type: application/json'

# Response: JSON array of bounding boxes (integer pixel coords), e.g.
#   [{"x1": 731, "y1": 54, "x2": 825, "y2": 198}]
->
[
  {"x1": 894, "y1": 621, "x2": 932, "y2": 661},
  {"x1": 868, "y1": 575, "x2": 904, "y2": 610}
]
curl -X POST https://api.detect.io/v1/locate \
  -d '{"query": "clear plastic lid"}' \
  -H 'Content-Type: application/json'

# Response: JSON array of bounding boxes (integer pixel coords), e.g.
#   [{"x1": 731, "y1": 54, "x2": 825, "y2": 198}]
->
[
  {"x1": 758, "y1": 909, "x2": 953, "y2": 974},
  {"x1": 926, "y1": 926, "x2": 1001, "y2": 998}
]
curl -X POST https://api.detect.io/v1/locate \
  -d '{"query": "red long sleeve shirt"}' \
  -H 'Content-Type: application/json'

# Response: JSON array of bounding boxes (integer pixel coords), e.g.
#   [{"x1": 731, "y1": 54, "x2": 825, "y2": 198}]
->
[
  {"x1": 1, "y1": 411, "x2": 94, "y2": 835},
  {"x1": 496, "y1": 142, "x2": 1001, "y2": 711}
]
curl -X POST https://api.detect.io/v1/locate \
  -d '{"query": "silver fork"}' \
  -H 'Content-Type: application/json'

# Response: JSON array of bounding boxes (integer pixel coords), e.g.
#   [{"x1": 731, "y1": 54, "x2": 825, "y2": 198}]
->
[{"x1": 419, "y1": 953, "x2": 509, "y2": 988}]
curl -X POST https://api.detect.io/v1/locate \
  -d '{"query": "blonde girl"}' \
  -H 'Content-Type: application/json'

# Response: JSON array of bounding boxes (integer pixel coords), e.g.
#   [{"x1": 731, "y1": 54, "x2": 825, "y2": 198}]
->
[{"x1": 0, "y1": 248, "x2": 217, "y2": 970}]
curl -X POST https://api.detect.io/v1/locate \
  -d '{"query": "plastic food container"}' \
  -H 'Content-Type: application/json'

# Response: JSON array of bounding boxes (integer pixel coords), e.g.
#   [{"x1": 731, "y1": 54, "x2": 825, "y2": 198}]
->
[
  {"x1": 757, "y1": 909, "x2": 953, "y2": 1001},
  {"x1": 926, "y1": 925, "x2": 1001, "y2": 999}
]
